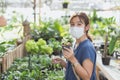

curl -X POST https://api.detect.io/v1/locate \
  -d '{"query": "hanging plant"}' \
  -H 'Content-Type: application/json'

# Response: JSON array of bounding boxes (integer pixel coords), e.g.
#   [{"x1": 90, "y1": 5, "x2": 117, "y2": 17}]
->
[{"x1": 62, "y1": 0, "x2": 69, "y2": 9}]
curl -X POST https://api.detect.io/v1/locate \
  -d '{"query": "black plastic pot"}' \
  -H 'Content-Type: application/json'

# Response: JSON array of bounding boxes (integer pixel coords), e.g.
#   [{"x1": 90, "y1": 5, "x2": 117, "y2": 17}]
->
[
  {"x1": 102, "y1": 57, "x2": 111, "y2": 65},
  {"x1": 52, "y1": 50, "x2": 61, "y2": 56},
  {"x1": 100, "y1": 44, "x2": 104, "y2": 49},
  {"x1": 62, "y1": 3, "x2": 68, "y2": 9}
]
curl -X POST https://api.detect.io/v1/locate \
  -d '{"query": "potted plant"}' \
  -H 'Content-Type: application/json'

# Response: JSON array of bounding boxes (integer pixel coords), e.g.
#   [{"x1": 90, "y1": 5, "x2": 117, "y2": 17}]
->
[
  {"x1": 102, "y1": 27, "x2": 119, "y2": 65},
  {"x1": 102, "y1": 34, "x2": 111, "y2": 65},
  {"x1": 62, "y1": 0, "x2": 69, "y2": 9},
  {"x1": 61, "y1": 34, "x2": 74, "y2": 49},
  {"x1": 90, "y1": 14, "x2": 119, "y2": 65}
]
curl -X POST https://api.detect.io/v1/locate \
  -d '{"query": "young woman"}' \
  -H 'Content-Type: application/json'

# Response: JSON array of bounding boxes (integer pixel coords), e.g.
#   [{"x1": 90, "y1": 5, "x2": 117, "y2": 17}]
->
[{"x1": 52, "y1": 12, "x2": 96, "y2": 80}]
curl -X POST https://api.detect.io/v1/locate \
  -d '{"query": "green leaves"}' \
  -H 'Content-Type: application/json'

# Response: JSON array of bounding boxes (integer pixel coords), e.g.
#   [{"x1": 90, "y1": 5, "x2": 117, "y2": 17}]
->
[
  {"x1": 37, "y1": 38, "x2": 53, "y2": 55},
  {"x1": 25, "y1": 38, "x2": 53, "y2": 55},
  {"x1": 25, "y1": 40, "x2": 39, "y2": 54},
  {"x1": 62, "y1": 34, "x2": 74, "y2": 46},
  {"x1": 0, "y1": 40, "x2": 16, "y2": 57},
  {"x1": 90, "y1": 10, "x2": 120, "y2": 56},
  {"x1": 48, "y1": 38, "x2": 62, "y2": 52},
  {"x1": 0, "y1": 55, "x2": 64, "y2": 80},
  {"x1": 37, "y1": 38, "x2": 46, "y2": 46},
  {"x1": 54, "y1": 20, "x2": 64, "y2": 37},
  {"x1": 31, "y1": 19, "x2": 64, "y2": 42},
  {"x1": 40, "y1": 45, "x2": 53, "y2": 55},
  {"x1": 108, "y1": 36, "x2": 117, "y2": 55}
]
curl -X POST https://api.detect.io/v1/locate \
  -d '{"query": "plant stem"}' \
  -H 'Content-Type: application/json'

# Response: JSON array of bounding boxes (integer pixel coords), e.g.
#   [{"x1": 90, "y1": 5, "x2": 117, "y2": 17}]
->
[
  {"x1": 28, "y1": 53, "x2": 32, "y2": 72},
  {"x1": 103, "y1": 34, "x2": 108, "y2": 57}
]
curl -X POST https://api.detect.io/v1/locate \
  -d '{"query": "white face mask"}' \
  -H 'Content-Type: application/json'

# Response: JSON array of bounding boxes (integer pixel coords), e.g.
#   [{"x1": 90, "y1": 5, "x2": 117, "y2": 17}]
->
[{"x1": 69, "y1": 26, "x2": 84, "y2": 39}]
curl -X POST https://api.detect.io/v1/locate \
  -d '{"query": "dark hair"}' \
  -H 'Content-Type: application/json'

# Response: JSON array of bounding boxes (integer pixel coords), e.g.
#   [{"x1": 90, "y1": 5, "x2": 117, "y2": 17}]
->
[{"x1": 70, "y1": 12, "x2": 92, "y2": 42}]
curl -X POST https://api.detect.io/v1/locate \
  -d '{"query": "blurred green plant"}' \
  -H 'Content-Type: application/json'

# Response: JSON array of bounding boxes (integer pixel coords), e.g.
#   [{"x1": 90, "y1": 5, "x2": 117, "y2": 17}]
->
[
  {"x1": 89, "y1": 10, "x2": 120, "y2": 57},
  {"x1": 0, "y1": 55, "x2": 64, "y2": 80},
  {"x1": 108, "y1": 26, "x2": 120, "y2": 55},
  {"x1": 37, "y1": 38, "x2": 53, "y2": 55},
  {"x1": 25, "y1": 40, "x2": 39, "y2": 54},
  {"x1": 48, "y1": 38, "x2": 62, "y2": 55},
  {"x1": 31, "y1": 19, "x2": 65, "y2": 42},
  {"x1": 0, "y1": 40, "x2": 16, "y2": 57}
]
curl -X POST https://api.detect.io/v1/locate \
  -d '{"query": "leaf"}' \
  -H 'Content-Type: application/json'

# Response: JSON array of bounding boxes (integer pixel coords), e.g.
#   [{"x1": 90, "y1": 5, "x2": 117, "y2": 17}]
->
[
  {"x1": 108, "y1": 36, "x2": 117, "y2": 55},
  {"x1": 54, "y1": 20, "x2": 64, "y2": 36}
]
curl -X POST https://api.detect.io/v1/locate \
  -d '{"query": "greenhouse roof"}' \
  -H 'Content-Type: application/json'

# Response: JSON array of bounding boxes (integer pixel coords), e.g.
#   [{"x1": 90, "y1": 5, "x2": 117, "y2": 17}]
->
[{"x1": 0, "y1": 0, "x2": 120, "y2": 11}]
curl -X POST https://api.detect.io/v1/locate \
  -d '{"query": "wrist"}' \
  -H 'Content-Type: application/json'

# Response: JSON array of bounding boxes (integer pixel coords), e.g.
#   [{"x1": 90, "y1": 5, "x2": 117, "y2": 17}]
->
[
  {"x1": 69, "y1": 56, "x2": 77, "y2": 64},
  {"x1": 69, "y1": 57, "x2": 79, "y2": 67},
  {"x1": 72, "y1": 61, "x2": 79, "y2": 67}
]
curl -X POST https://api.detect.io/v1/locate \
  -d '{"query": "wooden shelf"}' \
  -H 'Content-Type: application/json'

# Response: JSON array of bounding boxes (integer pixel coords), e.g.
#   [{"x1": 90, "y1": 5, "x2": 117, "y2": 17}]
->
[{"x1": 96, "y1": 53, "x2": 120, "y2": 80}]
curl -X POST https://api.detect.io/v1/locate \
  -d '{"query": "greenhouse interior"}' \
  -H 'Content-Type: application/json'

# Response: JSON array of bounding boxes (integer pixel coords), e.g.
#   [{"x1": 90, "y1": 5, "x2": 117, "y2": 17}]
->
[{"x1": 0, "y1": 0, "x2": 120, "y2": 80}]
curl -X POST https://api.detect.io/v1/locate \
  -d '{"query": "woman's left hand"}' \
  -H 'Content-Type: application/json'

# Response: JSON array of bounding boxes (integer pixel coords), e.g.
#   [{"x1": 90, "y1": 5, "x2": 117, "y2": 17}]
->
[{"x1": 62, "y1": 47, "x2": 75, "y2": 62}]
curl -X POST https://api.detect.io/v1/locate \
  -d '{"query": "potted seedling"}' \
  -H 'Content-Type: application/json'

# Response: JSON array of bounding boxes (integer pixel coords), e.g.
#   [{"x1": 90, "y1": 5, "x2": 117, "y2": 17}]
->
[{"x1": 62, "y1": 34, "x2": 74, "y2": 49}]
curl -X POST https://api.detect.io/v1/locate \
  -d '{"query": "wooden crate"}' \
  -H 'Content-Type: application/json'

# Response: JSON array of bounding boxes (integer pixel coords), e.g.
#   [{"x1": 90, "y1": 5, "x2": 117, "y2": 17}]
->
[
  {"x1": 1, "y1": 43, "x2": 24, "y2": 73},
  {"x1": 0, "y1": 35, "x2": 30, "y2": 73}
]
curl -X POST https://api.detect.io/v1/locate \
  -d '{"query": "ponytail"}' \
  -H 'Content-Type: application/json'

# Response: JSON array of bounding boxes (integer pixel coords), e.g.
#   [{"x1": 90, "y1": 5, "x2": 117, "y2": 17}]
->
[{"x1": 86, "y1": 32, "x2": 92, "y2": 42}]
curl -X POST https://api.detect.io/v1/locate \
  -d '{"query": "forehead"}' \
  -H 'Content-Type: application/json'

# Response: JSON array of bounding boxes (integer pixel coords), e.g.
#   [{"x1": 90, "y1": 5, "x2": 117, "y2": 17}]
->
[{"x1": 70, "y1": 16, "x2": 84, "y2": 23}]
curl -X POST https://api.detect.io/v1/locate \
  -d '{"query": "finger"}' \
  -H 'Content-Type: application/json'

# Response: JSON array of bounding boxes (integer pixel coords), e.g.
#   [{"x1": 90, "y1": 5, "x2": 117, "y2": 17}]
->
[
  {"x1": 62, "y1": 49, "x2": 70, "y2": 54},
  {"x1": 53, "y1": 60, "x2": 61, "y2": 64},
  {"x1": 63, "y1": 47, "x2": 70, "y2": 52},
  {"x1": 62, "y1": 51, "x2": 69, "y2": 57},
  {"x1": 63, "y1": 52, "x2": 70, "y2": 59}
]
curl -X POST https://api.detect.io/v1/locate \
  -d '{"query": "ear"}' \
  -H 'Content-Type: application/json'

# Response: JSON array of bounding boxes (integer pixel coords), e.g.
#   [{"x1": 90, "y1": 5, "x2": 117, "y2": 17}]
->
[{"x1": 85, "y1": 24, "x2": 90, "y2": 31}]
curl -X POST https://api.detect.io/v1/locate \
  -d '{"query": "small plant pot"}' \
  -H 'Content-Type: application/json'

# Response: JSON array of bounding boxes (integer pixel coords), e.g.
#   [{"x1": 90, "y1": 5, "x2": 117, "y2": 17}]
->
[
  {"x1": 62, "y1": 45, "x2": 71, "y2": 49},
  {"x1": 53, "y1": 50, "x2": 61, "y2": 56},
  {"x1": 102, "y1": 57, "x2": 111, "y2": 65},
  {"x1": 100, "y1": 44, "x2": 104, "y2": 49},
  {"x1": 62, "y1": 3, "x2": 68, "y2": 9}
]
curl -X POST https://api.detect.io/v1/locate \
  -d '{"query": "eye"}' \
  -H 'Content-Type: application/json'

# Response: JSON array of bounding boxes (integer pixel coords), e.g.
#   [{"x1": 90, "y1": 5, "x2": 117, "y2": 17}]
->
[
  {"x1": 78, "y1": 23, "x2": 82, "y2": 26},
  {"x1": 70, "y1": 23, "x2": 75, "y2": 26}
]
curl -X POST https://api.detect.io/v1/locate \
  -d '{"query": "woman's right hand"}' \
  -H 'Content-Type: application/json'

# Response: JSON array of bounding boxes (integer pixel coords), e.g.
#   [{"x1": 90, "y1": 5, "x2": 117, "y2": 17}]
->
[
  {"x1": 52, "y1": 58, "x2": 62, "y2": 64},
  {"x1": 52, "y1": 57, "x2": 66, "y2": 68}
]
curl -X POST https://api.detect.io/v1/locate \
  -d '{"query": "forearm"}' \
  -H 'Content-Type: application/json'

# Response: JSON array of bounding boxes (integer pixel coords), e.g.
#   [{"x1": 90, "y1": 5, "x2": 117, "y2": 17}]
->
[
  {"x1": 71, "y1": 58, "x2": 91, "y2": 80},
  {"x1": 73, "y1": 63, "x2": 90, "y2": 80}
]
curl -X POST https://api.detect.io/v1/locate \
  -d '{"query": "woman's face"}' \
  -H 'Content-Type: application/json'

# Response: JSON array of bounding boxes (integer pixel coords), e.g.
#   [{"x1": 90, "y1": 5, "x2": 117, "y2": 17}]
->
[{"x1": 70, "y1": 16, "x2": 85, "y2": 28}]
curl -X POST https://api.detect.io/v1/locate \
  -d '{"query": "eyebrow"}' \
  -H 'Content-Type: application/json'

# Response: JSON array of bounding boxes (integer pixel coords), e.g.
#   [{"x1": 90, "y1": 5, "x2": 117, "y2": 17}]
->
[{"x1": 70, "y1": 21, "x2": 83, "y2": 24}]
